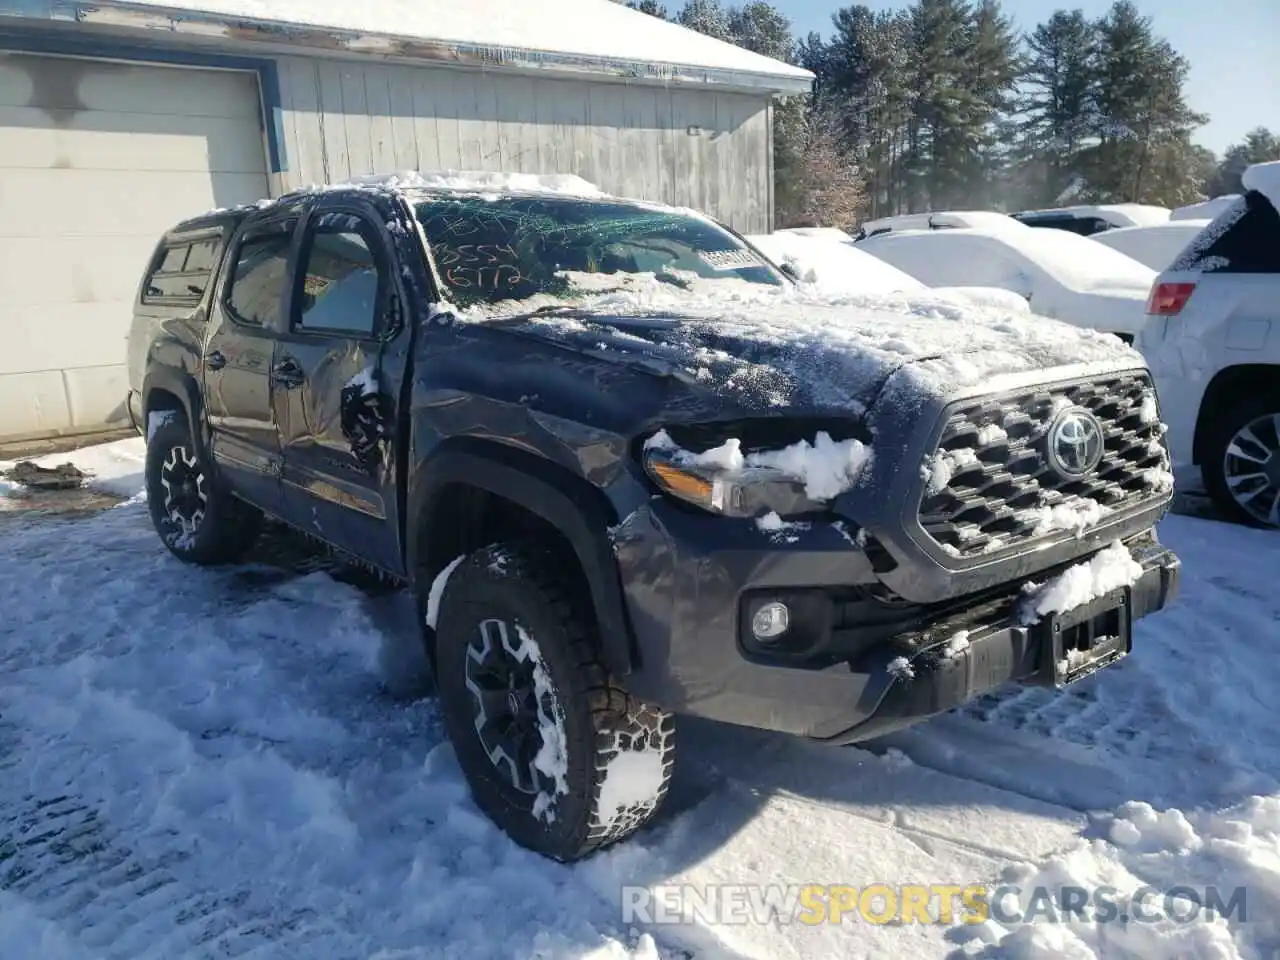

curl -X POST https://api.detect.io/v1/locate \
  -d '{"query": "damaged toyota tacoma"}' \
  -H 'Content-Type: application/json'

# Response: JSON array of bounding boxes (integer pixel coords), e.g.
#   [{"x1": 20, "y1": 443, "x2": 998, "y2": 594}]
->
[{"x1": 126, "y1": 172, "x2": 1181, "y2": 861}]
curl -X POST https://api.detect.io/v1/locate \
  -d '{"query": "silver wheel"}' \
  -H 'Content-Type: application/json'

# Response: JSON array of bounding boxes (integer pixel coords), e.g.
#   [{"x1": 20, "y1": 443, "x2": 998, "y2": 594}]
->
[
  {"x1": 159, "y1": 445, "x2": 208, "y2": 547},
  {"x1": 463, "y1": 618, "x2": 559, "y2": 797},
  {"x1": 1223, "y1": 412, "x2": 1280, "y2": 527}
]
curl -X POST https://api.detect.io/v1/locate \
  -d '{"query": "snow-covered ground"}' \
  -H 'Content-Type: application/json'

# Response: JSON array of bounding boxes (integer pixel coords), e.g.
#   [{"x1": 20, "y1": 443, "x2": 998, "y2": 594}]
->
[{"x1": 1, "y1": 439, "x2": 1278, "y2": 959}]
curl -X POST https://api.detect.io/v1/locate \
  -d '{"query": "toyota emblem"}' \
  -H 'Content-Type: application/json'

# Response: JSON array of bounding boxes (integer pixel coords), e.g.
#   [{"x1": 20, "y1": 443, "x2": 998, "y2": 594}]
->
[{"x1": 1046, "y1": 406, "x2": 1105, "y2": 478}]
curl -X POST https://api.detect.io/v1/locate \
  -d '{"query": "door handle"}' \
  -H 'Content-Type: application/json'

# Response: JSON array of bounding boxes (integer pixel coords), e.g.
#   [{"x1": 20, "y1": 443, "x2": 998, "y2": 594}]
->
[
  {"x1": 271, "y1": 358, "x2": 305, "y2": 389},
  {"x1": 206, "y1": 350, "x2": 227, "y2": 371}
]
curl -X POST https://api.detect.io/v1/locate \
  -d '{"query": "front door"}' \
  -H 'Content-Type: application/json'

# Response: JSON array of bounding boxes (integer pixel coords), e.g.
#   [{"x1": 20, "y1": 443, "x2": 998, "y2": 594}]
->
[
  {"x1": 271, "y1": 205, "x2": 404, "y2": 574},
  {"x1": 203, "y1": 215, "x2": 299, "y2": 513}
]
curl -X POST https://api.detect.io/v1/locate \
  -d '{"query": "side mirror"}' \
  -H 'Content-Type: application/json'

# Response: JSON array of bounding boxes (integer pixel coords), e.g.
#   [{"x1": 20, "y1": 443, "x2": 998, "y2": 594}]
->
[{"x1": 779, "y1": 261, "x2": 801, "y2": 281}]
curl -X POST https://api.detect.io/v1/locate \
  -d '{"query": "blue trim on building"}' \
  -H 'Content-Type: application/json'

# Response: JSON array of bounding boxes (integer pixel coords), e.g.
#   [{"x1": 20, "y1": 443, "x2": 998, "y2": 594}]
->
[{"x1": 0, "y1": 25, "x2": 287, "y2": 173}]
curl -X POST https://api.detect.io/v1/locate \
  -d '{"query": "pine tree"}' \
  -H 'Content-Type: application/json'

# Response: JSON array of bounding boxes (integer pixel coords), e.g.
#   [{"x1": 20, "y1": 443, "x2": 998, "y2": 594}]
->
[
  {"x1": 821, "y1": 6, "x2": 914, "y2": 217},
  {"x1": 1083, "y1": 1, "x2": 1206, "y2": 203},
  {"x1": 1013, "y1": 9, "x2": 1098, "y2": 206},
  {"x1": 727, "y1": 1, "x2": 794, "y2": 61},
  {"x1": 907, "y1": 0, "x2": 982, "y2": 210},
  {"x1": 956, "y1": 0, "x2": 1021, "y2": 208},
  {"x1": 1209, "y1": 127, "x2": 1280, "y2": 197},
  {"x1": 677, "y1": 0, "x2": 734, "y2": 40},
  {"x1": 627, "y1": 0, "x2": 669, "y2": 16}
]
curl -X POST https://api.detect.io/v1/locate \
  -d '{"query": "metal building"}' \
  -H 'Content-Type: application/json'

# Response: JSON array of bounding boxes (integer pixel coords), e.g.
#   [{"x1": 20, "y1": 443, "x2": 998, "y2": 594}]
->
[{"x1": 0, "y1": 0, "x2": 811, "y2": 445}]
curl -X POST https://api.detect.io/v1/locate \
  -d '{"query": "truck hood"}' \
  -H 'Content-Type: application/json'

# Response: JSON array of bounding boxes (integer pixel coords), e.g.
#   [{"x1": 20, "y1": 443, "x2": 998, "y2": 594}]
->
[{"x1": 470, "y1": 280, "x2": 1145, "y2": 417}]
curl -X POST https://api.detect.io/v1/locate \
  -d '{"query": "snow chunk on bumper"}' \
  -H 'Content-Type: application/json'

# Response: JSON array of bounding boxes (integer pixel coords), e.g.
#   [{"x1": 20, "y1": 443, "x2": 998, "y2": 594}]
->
[{"x1": 1018, "y1": 541, "x2": 1144, "y2": 625}]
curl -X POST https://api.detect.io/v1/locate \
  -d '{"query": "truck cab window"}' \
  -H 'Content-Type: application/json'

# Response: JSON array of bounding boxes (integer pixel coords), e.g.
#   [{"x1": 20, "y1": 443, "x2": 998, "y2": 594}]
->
[
  {"x1": 227, "y1": 232, "x2": 293, "y2": 327},
  {"x1": 296, "y1": 226, "x2": 381, "y2": 336}
]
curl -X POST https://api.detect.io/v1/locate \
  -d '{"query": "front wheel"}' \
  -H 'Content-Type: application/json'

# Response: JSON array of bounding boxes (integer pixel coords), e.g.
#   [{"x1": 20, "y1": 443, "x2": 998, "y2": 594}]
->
[
  {"x1": 430, "y1": 544, "x2": 676, "y2": 861},
  {"x1": 1202, "y1": 392, "x2": 1280, "y2": 529},
  {"x1": 145, "y1": 415, "x2": 262, "y2": 563}
]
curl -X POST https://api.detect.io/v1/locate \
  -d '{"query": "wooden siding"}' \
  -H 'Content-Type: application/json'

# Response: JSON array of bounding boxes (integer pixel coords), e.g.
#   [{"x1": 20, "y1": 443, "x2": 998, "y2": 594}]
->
[{"x1": 273, "y1": 56, "x2": 772, "y2": 233}]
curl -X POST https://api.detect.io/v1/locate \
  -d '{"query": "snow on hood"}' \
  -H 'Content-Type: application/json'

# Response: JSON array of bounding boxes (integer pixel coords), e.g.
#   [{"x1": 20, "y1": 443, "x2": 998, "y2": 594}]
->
[
  {"x1": 459, "y1": 273, "x2": 1143, "y2": 416},
  {"x1": 1242, "y1": 160, "x2": 1280, "y2": 215}
]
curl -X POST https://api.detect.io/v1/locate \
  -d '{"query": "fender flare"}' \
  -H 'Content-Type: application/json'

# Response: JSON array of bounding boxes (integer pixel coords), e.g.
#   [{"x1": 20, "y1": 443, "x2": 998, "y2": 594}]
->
[
  {"x1": 407, "y1": 441, "x2": 636, "y2": 677},
  {"x1": 142, "y1": 366, "x2": 207, "y2": 459}
]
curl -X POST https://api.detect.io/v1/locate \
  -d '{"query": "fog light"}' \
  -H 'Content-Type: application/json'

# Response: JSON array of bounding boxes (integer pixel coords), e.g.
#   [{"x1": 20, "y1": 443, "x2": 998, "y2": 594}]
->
[{"x1": 752, "y1": 601, "x2": 790, "y2": 641}]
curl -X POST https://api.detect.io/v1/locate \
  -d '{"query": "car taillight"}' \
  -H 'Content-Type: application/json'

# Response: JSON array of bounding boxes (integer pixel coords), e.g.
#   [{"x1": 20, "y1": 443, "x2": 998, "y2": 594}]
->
[{"x1": 1146, "y1": 281, "x2": 1196, "y2": 316}]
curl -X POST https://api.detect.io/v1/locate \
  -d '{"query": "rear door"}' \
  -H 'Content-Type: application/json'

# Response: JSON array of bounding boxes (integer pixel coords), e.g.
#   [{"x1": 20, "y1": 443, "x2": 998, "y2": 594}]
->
[
  {"x1": 270, "y1": 198, "x2": 408, "y2": 575},
  {"x1": 203, "y1": 211, "x2": 302, "y2": 513}
]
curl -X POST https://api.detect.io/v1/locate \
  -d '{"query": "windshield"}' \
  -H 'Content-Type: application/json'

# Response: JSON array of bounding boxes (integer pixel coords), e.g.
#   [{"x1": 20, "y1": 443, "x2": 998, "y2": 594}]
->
[{"x1": 412, "y1": 194, "x2": 785, "y2": 309}]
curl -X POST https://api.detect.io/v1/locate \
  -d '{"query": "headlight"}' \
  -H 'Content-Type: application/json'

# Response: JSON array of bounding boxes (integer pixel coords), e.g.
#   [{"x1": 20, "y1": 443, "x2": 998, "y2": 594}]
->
[{"x1": 642, "y1": 438, "x2": 825, "y2": 519}]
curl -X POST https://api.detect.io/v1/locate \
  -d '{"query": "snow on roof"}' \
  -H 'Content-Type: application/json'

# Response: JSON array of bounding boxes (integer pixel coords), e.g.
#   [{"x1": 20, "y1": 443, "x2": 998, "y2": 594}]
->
[
  {"x1": 862, "y1": 226, "x2": 1156, "y2": 292},
  {"x1": 747, "y1": 231, "x2": 927, "y2": 296},
  {"x1": 1242, "y1": 160, "x2": 1280, "y2": 214},
  {"x1": 348, "y1": 170, "x2": 605, "y2": 197},
  {"x1": 89, "y1": 0, "x2": 813, "y2": 91},
  {"x1": 1017, "y1": 204, "x2": 1171, "y2": 228},
  {"x1": 858, "y1": 210, "x2": 1025, "y2": 236},
  {"x1": 1089, "y1": 220, "x2": 1211, "y2": 271},
  {"x1": 1170, "y1": 195, "x2": 1241, "y2": 221}
]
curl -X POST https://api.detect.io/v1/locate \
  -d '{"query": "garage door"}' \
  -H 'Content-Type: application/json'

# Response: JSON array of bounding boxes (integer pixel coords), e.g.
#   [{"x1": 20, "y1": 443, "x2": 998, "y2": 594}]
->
[{"x1": 0, "y1": 52, "x2": 270, "y2": 444}]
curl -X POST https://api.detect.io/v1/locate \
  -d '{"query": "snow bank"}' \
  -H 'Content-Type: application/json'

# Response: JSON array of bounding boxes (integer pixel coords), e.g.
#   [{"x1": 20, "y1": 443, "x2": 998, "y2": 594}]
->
[
  {"x1": 963, "y1": 793, "x2": 1280, "y2": 959},
  {"x1": 1242, "y1": 160, "x2": 1280, "y2": 214},
  {"x1": 0, "y1": 507, "x2": 661, "y2": 959},
  {"x1": 0, "y1": 437, "x2": 146, "y2": 502},
  {"x1": 646, "y1": 428, "x2": 873, "y2": 502},
  {"x1": 1018, "y1": 541, "x2": 1144, "y2": 625},
  {"x1": 931, "y1": 286, "x2": 1033, "y2": 313}
]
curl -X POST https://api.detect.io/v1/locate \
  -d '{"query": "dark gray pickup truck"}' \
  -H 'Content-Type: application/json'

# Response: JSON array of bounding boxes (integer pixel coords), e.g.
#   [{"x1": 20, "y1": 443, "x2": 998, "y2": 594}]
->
[{"x1": 126, "y1": 173, "x2": 1181, "y2": 860}]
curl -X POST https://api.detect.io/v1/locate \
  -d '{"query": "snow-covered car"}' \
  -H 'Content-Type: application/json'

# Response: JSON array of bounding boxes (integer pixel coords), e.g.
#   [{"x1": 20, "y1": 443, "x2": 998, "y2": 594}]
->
[
  {"x1": 1011, "y1": 204, "x2": 1171, "y2": 236},
  {"x1": 857, "y1": 226, "x2": 1158, "y2": 341},
  {"x1": 1137, "y1": 161, "x2": 1280, "y2": 527},
  {"x1": 852, "y1": 210, "x2": 1022, "y2": 241},
  {"x1": 126, "y1": 172, "x2": 1180, "y2": 860},
  {"x1": 747, "y1": 229, "x2": 1031, "y2": 312},
  {"x1": 1090, "y1": 220, "x2": 1212, "y2": 271}
]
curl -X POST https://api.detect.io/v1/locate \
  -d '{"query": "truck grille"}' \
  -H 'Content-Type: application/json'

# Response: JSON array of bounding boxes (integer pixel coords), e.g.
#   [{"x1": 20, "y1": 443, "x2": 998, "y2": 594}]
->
[{"x1": 919, "y1": 372, "x2": 1170, "y2": 559}]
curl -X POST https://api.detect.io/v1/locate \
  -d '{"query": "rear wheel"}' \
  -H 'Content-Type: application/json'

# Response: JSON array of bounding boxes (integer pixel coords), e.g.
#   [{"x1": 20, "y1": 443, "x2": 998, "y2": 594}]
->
[
  {"x1": 429, "y1": 543, "x2": 675, "y2": 861},
  {"x1": 1202, "y1": 392, "x2": 1280, "y2": 528},
  {"x1": 145, "y1": 416, "x2": 262, "y2": 563}
]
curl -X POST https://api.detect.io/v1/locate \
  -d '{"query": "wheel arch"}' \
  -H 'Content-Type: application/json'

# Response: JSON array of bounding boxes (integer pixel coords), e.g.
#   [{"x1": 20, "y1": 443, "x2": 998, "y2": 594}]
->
[
  {"x1": 1192, "y1": 363, "x2": 1280, "y2": 465},
  {"x1": 141, "y1": 366, "x2": 206, "y2": 457},
  {"x1": 407, "y1": 437, "x2": 635, "y2": 678}
]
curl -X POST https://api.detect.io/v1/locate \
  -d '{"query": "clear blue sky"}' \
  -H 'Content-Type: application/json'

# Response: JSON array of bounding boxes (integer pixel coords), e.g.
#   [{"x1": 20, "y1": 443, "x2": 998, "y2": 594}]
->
[{"x1": 771, "y1": 0, "x2": 1279, "y2": 155}]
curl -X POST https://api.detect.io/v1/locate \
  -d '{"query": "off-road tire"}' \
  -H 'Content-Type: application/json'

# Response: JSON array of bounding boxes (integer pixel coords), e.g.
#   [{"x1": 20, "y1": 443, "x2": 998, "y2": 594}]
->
[
  {"x1": 1201, "y1": 391, "x2": 1280, "y2": 529},
  {"x1": 145, "y1": 415, "x2": 262, "y2": 564},
  {"x1": 431, "y1": 543, "x2": 675, "y2": 861}
]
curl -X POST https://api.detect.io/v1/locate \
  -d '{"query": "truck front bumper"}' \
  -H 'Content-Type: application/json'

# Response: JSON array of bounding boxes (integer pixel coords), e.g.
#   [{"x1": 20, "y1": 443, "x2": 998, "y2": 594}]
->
[
  {"x1": 615, "y1": 501, "x2": 1180, "y2": 743},
  {"x1": 817, "y1": 540, "x2": 1180, "y2": 744}
]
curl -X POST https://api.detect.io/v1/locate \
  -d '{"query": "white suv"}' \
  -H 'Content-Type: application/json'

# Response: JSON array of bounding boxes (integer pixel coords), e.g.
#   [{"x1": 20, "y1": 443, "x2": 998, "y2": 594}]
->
[{"x1": 1138, "y1": 162, "x2": 1280, "y2": 527}]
